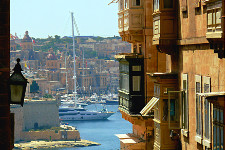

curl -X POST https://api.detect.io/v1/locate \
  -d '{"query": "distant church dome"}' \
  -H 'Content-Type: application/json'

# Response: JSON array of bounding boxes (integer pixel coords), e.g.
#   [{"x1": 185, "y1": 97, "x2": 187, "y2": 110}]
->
[
  {"x1": 47, "y1": 48, "x2": 57, "y2": 60},
  {"x1": 22, "y1": 31, "x2": 32, "y2": 42}
]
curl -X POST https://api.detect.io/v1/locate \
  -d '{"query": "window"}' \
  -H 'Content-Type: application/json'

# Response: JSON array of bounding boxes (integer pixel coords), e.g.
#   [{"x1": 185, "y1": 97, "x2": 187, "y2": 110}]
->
[
  {"x1": 168, "y1": 91, "x2": 182, "y2": 129},
  {"x1": 154, "y1": 0, "x2": 159, "y2": 11},
  {"x1": 119, "y1": 0, "x2": 124, "y2": 11},
  {"x1": 119, "y1": 63, "x2": 129, "y2": 92},
  {"x1": 132, "y1": 0, "x2": 140, "y2": 6},
  {"x1": 213, "y1": 106, "x2": 224, "y2": 150},
  {"x1": 153, "y1": 20, "x2": 160, "y2": 35},
  {"x1": 154, "y1": 84, "x2": 160, "y2": 97},
  {"x1": 195, "y1": 75, "x2": 202, "y2": 143},
  {"x1": 207, "y1": 8, "x2": 222, "y2": 33},
  {"x1": 203, "y1": 76, "x2": 211, "y2": 146},
  {"x1": 182, "y1": 74, "x2": 188, "y2": 131},
  {"x1": 170, "y1": 99, "x2": 176, "y2": 121},
  {"x1": 132, "y1": 76, "x2": 140, "y2": 91},
  {"x1": 164, "y1": 0, "x2": 173, "y2": 8},
  {"x1": 132, "y1": 65, "x2": 141, "y2": 71},
  {"x1": 124, "y1": 0, "x2": 128, "y2": 8}
]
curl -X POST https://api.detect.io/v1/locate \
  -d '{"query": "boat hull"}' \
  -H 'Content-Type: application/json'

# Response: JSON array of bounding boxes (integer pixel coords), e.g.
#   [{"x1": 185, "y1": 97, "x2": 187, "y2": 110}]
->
[
  {"x1": 105, "y1": 100, "x2": 119, "y2": 105},
  {"x1": 59, "y1": 112, "x2": 114, "y2": 121}
]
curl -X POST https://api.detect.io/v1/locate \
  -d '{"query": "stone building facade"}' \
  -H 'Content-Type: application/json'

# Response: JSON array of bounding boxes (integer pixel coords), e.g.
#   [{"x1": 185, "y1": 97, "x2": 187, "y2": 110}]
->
[{"x1": 115, "y1": 0, "x2": 224, "y2": 149}]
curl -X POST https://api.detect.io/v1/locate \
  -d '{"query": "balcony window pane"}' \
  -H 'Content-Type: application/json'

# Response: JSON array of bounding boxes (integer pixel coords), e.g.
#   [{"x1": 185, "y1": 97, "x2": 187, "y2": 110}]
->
[
  {"x1": 124, "y1": 74, "x2": 129, "y2": 92},
  {"x1": 213, "y1": 105, "x2": 224, "y2": 150},
  {"x1": 196, "y1": 81, "x2": 201, "y2": 135},
  {"x1": 217, "y1": 108, "x2": 220, "y2": 122},
  {"x1": 196, "y1": 81, "x2": 201, "y2": 93},
  {"x1": 204, "y1": 99, "x2": 210, "y2": 139},
  {"x1": 216, "y1": 9, "x2": 221, "y2": 24},
  {"x1": 154, "y1": 85, "x2": 157, "y2": 96},
  {"x1": 213, "y1": 126, "x2": 216, "y2": 149},
  {"x1": 213, "y1": 108, "x2": 217, "y2": 120},
  {"x1": 217, "y1": 126, "x2": 220, "y2": 150},
  {"x1": 163, "y1": 99, "x2": 168, "y2": 121},
  {"x1": 213, "y1": 11, "x2": 216, "y2": 25},
  {"x1": 136, "y1": 0, "x2": 140, "y2": 6},
  {"x1": 204, "y1": 83, "x2": 210, "y2": 93},
  {"x1": 221, "y1": 127, "x2": 224, "y2": 150},
  {"x1": 120, "y1": 73, "x2": 129, "y2": 92},
  {"x1": 220, "y1": 109, "x2": 224, "y2": 124},
  {"x1": 182, "y1": 75, "x2": 188, "y2": 130},
  {"x1": 132, "y1": 65, "x2": 141, "y2": 71},
  {"x1": 154, "y1": 0, "x2": 159, "y2": 11},
  {"x1": 132, "y1": 0, "x2": 140, "y2": 6},
  {"x1": 119, "y1": 0, "x2": 124, "y2": 11},
  {"x1": 207, "y1": 11, "x2": 213, "y2": 26},
  {"x1": 157, "y1": 85, "x2": 160, "y2": 96},
  {"x1": 125, "y1": 0, "x2": 128, "y2": 8},
  {"x1": 119, "y1": 74, "x2": 122, "y2": 90},
  {"x1": 132, "y1": 76, "x2": 140, "y2": 91},
  {"x1": 170, "y1": 99, "x2": 175, "y2": 121},
  {"x1": 164, "y1": 0, "x2": 173, "y2": 8}
]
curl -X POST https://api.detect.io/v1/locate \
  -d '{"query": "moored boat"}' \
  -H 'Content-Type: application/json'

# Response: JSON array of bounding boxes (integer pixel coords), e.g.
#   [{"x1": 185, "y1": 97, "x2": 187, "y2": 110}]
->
[{"x1": 59, "y1": 106, "x2": 114, "y2": 121}]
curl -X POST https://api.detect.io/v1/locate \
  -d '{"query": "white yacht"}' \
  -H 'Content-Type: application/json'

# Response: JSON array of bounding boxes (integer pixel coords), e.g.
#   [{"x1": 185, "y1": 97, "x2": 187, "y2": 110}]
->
[{"x1": 59, "y1": 106, "x2": 114, "y2": 121}]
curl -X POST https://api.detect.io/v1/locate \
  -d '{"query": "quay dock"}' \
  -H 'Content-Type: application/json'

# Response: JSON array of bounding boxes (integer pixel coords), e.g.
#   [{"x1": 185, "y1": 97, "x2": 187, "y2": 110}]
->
[{"x1": 13, "y1": 139, "x2": 100, "y2": 149}]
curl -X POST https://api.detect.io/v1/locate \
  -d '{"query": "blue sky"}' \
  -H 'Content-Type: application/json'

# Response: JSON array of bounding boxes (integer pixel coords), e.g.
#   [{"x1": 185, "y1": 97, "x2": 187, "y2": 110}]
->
[{"x1": 10, "y1": 0, "x2": 119, "y2": 38}]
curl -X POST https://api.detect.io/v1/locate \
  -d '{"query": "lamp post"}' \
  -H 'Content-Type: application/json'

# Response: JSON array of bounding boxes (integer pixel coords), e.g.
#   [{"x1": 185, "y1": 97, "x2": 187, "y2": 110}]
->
[{"x1": 8, "y1": 58, "x2": 28, "y2": 106}]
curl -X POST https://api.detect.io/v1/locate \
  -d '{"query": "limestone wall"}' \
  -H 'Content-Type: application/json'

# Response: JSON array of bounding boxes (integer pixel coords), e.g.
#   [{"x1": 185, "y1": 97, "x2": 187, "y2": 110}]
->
[
  {"x1": 21, "y1": 130, "x2": 80, "y2": 141},
  {"x1": 23, "y1": 100, "x2": 59, "y2": 130},
  {"x1": 10, "y1": 106, "x2": 24, "y2": 142}
]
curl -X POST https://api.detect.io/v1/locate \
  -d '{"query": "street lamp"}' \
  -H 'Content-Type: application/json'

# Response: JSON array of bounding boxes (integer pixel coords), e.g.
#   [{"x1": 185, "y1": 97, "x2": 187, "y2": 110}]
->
[{"x1": 8, "y1": 58, "x2": 28, "y2": 106}]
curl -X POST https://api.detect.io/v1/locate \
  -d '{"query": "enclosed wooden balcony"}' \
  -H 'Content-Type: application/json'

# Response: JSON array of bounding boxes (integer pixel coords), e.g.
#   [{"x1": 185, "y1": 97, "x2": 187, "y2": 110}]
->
[
  {"x1": 118, "y1": 0, "x2": 144, "y2": 42},
  {"x1": 205, "y1": 0, "x2": 225, "y2": 58},
  {"x1": 152, "y1": 0, "x2": 178, "y2": 55},
  {"x1": 115, "y1": 53, "x2": 144, "y2": 115}
]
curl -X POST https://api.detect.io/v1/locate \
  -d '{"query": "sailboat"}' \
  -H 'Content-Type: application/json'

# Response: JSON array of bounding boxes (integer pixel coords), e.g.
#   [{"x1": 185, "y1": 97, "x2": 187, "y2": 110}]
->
[{"x1": 59, "y1": 12, "x2": 114, "y2": 121}]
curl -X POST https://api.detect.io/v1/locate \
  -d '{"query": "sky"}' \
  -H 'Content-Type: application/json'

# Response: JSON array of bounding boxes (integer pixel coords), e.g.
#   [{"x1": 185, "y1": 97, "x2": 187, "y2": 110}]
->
[{"x1": 10, "y1": 0, "x2": 119, "y2": 39}]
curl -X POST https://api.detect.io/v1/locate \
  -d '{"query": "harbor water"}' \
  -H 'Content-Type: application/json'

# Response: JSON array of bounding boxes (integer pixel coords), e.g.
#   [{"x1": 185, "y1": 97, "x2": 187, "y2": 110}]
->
[{"x1": 58, "y1": 104, "x2": 132, "y2": 150}]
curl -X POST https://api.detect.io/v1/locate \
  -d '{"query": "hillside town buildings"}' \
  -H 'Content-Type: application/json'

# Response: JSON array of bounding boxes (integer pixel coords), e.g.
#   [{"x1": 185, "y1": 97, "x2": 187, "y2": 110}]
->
[
  {"x1": 115, "y1": 0, "x2": 224, "y2": 149},
  {"x1": 10, "y1": 31, "x2": 131, "y2": 98}
]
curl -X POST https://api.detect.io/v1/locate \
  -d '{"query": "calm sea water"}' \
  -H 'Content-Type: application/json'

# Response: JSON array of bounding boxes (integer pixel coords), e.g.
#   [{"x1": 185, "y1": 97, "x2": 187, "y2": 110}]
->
[{"x1": 55, "y1": 104, "x2": 132, "y2": 150}]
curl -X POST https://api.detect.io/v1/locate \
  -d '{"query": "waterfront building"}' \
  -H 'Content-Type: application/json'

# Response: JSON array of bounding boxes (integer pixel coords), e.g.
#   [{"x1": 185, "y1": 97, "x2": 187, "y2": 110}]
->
[
  {"x1": 115, "y1": 0, "x2": 225, "y2": 149},
  {"x1": 10, "y1": 99, "x2": 81, "y2": 142},
  {"x1": 11, "y1": 99, "x2": 60, "y2": 130}
]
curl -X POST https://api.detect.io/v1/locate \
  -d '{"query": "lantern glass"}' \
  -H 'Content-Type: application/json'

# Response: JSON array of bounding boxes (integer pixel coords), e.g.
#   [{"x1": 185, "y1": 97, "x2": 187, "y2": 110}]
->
[
  {"x1": 8, "y1": 58, "x2": 28, "y2": 106},
  {"x1": 10, "y1": 85, "x2": 23, "y2": 103}
]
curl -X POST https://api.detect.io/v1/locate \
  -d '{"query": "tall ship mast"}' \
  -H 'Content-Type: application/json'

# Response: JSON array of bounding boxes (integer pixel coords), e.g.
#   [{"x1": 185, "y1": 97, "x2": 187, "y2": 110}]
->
[
  {"x1": 71, "y1": 12, "x2": 77, "y2": 108},
  {"x1": 59, "y1": 12, "x2": 115, "y2": 121}
]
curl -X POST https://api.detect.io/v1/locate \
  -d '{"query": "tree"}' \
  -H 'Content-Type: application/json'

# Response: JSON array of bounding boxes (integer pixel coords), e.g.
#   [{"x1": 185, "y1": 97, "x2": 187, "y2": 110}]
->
[
  {"x1": 54, "y1": 35, "x2": 61, "y2": 43},
  {"x1": 43, "y1": 94, "x2": 53, "y2": 98},
  {"x1": 30, "y1": 81, "x2": 39, "y2": 93}
]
